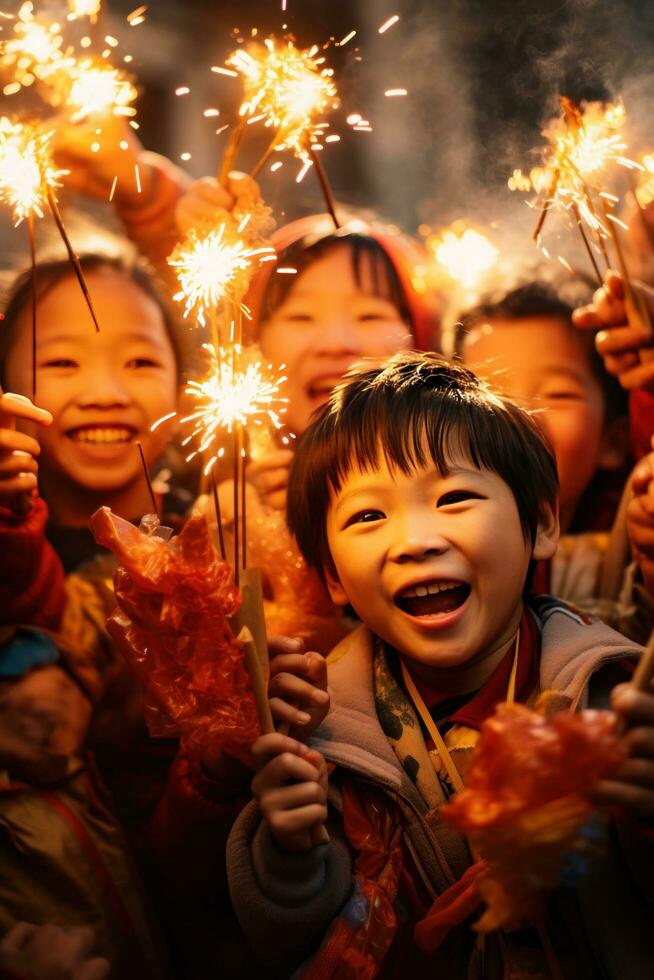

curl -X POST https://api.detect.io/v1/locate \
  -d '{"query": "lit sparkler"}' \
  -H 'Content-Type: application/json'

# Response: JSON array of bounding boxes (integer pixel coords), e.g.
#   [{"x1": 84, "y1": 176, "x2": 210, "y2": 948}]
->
[
  {"x1": 54, "y1": 57, "x2": 138, "y2": 121},
  {"x1": 1, "y1": 1, "x2": 67, "y2": 90},
  {"x1": 0, "y1": 118, "x2": 66, "y2": 224},
  {"x1": 68, "y1": 0, "x2": 102, "y2": 19},
  {"x1": 218, "y1": 37, "x2": 339, "y2": 183},
  {"x1": 426, "y1": 222, "x2": 499, "y2": 304},
  {"x1": 169, "y1": 224, "x2": 275, "y2": 326},
  {"x1": 182, "y1": 343, "x2": 287, "y2": 455}
]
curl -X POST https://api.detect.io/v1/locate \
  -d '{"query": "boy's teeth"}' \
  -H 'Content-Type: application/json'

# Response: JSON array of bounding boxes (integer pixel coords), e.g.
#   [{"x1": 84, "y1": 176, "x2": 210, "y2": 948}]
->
[
  {"x1": 401, "y1": 581, "x2": 460, "y2": 598},
  {"x1": 72, "y1": 427, "x2": 133, "y2": 444}
]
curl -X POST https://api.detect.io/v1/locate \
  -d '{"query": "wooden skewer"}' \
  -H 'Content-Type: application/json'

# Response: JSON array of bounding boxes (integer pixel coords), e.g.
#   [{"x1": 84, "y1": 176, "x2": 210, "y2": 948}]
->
[
  {"x1": 570, "y1": 201, "x2": 602, "y2": 287},
  {"x1": 210, "y1": 467, "x2": 227, "y2": 561},
  {"x1": 250, "y1": 131, "x2": 284, "y2": 179},
  {"x1": 632, "y1": 630, "x2": 654, "y2": 693}
]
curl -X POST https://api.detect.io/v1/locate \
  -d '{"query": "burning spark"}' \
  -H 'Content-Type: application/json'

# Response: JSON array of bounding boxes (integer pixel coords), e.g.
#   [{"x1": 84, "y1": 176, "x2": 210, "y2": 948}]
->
[
  {"x1": 384, "y1": 88, "x2": 407, "y2": 97},
  {"x1": 109, "y1": 175, "x2": 117, "y2": 201},
  {"x1": 225, "y1": 38, "x2": 339, "y2": 162},
  {"x1": 426, "y1": 221, "x2": 499, "y2": 300},
  {"x1": 1, "y1": 2, "x2": 66, "y2": 88},
  {"x1": 182, "y1": 344, "x2": 288, "y2": 459},
  {"x1": 0, "y1": 118, "x2": 66, "y2": 224},
  {"x1": 169, "y1": 224, "x2": 274, "y2": 325},
  {"x1": 378, "y1": 14, "x2": 400, "y2": 34},
  {"x1": 150, "y1": 410, "x2": 177, "y2": 432},
  {"x1": 69, "y1": 0, "x2": 101, "y2": 18},
  {"x1": 510, "y1": 98, "x2": 639, "y2": 240},
  {"x1": 127, "y1": 5, "x2": 147, "y2": 23},
  {"x1": 176, "y1": 85, "x2": 190, "y2": 96},
  {"x1": 339, "y1": 30, "x2": 356, "y2": 46},
  {"x1": 62, "y1": 58, "x2": 138, "y2": 121}
]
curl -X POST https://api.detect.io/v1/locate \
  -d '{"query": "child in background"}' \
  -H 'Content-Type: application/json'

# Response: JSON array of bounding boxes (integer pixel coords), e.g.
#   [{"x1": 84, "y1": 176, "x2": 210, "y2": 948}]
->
[
  {"x1": 227, "y1": 353, "x2": 654, "y2": 979},
  {"x1": 456, "y1": 280, "x2": 654, "y2": 640},
  {"x1": 176, "y1": 179, "x2": 439, "y2": 651}
]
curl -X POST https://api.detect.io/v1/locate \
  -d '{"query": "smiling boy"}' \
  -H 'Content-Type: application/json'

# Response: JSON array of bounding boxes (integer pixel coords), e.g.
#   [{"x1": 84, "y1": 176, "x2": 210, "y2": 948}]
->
[{"x1": 227, "y1": 353, "x2": 654, "y2": 979}]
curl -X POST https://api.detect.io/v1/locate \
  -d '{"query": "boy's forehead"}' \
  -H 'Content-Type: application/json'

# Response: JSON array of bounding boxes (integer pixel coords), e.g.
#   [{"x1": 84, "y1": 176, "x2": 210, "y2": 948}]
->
[{"x1": 327, "y1": 445, "x2": 485, "y2": 501}]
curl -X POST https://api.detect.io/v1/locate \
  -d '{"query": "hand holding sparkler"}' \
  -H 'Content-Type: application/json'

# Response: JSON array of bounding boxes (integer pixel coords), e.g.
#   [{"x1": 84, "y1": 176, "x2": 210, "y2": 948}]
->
[
  {"x1": 175, "y1": 173, "x2": 271, "y2": 240},
  {"x1": 51, "y1": 114, "x2": 149, "y2": 207},
  {"x1": 573, "y1": 271, "x2": 654, "y2": 392},
  {"x1": 0, "y1": 392, "x2": 51, "y2": 513}
]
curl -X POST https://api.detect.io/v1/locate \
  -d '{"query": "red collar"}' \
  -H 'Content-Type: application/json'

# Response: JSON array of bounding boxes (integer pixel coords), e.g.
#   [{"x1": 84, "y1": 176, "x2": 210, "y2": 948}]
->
[{"x1": 407, "y1": 608, "x2": 541, "y2": 731}]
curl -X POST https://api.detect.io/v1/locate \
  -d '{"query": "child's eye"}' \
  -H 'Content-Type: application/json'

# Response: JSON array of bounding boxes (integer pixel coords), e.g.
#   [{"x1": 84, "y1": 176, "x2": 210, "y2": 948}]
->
[
  {"x1": 358, "y1": 312, "x2": 385, "y2": 322},
  {"x1": 285, "y1": 312, "x2": 314, "y2": 323},
  {"x1": 544, "y1": 390, "x2": 583, "y2": 401},
  {"x1": 437, "y1": 490, "x2": 482, "y2": 507},
  {"x1": 41, "y1": 359, "x2": 78, "y2": 369},
  {"x1": 126, "y1": 357, "x2": 161, "y2": 369},
  {"x1": 345, "y1": 509, "x2": 385, "y2": 527}
]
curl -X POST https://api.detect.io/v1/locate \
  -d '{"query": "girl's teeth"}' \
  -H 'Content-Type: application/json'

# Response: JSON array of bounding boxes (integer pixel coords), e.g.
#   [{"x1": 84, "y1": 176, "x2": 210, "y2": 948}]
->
[{"x1": 74, "y1": 428, "x2": 132, "y2": 444}]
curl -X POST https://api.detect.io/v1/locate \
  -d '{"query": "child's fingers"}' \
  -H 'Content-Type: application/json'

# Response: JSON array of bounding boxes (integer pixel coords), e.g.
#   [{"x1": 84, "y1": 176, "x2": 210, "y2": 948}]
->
[
  {"x1": 226, "y1": 172, "x2": 261, "y2": 202},
  {"x1": 612, "y1": 685, "x2": 654, "y2": 726},
  {"x1": 251, "y1": 731, "x2": 313, "y2": 769},
  {"x1": 267, "y1": 636, "x2": 305, "y2": 661},
  {"x1": 0, "y1": 428, "x2": 41, "y2": 462},
  {"x1": 260, "y1": 780, "x2": 327, "y2": 817},
  {"x1": 192, "y1": 176, "x2": 236, "y2": 208},
  {"x1": 595, "y1": 324, "x2": 653, "y2": 356},
  {"x1": 79, "y1": 959, "x2": 111, "y2": 980},
  {"x1": 269, "y1": 670, "x2": 330, "y2": 707},
  {"x1": 0, "y1": 922, "x2": 38, "y2": 954},
  {"x1": 612, "y1": 758, "x2": 654, "y2": 787},
  {"x1": 266, "y1": 803, "x2": 328, "y2": 838},
  {"x1": 631, "y1": 459, "x2": 653, "y2": 496},
  {"x1": 591, "y1": 778, "x2": 654, "y2": 822},
  {"x1": 572, "y1": 305, "x2": 604, "y2": 330},
  {"x1": 614, "y1": 360, "x2": 654, "y2": 392},
  {"x1": 591, "y1": 285, "x2": 626, "y2": 326},
  {"x1": 251, "y1": 752, "x2": 321, "y2": 795},
  {"x1": 0, "y1": 393, "x2": 52, "y2": 429},
  {"x1": 0, "y1": 473, "x2": 38, "y2": 498},
  {"x1": 624, "y1": 725, "x2": 654, "y2": 759},
  {"x1": 269, "y1": 697, "x2": 312, "y2": 728},
  {"x1": 0, "y1": 452, "x2": 38, "y2": 477},
  {"x1": 249, "y1": 466, "x2": 290, "y2": 496}
]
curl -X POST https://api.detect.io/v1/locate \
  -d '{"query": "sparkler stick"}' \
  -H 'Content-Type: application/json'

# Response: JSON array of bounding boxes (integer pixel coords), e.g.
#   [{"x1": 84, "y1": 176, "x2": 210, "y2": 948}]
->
[
  {"x1": 532, "y1": 168, "x2": 560, "y2": 242},
  {"x1": 136, "y1": 440, "x2": 159, "y2": 518},
  {"x1": 570, "y1": 201, "x2": 602, "y2": 287},
  {"x1": 27, "y1": 212, "x2": 37, "y2": 402},
  {"x1": 250, "y1": 130, "x2": 284, "y2": 179},
  {"x1": 308, "y1": 145, "x2": 340, "y2": 229},
  {"x1": 210, "y1": 468, "x2": 227, "y2": 560},
  {"x1": 46, "y1": 188, "x2": 100, "y2": 332},
  {"x1": 600, "y1": 198, "x2": 652, "y2": 334},
  {"x1": 240, "y1": 435, "x2": 247, "y2": 570},
  {"x1": 219, "y1": 116, "x2": 248, "y2": 187},
  {"x1": 627, "y1": 170, "x2": 654, "y2": 253}
]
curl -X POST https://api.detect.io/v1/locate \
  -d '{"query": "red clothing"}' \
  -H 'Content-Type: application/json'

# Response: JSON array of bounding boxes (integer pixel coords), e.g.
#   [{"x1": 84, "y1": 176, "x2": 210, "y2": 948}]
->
[
  {"x1": 0, "y1": 497, "x2": 64, "y2": 631},
  {"x1": 630, "y1": 389, "x2": 654, "y2": 461},
  {"x1": 408, "y1": 608, "x2": 541, "y2": 737}
]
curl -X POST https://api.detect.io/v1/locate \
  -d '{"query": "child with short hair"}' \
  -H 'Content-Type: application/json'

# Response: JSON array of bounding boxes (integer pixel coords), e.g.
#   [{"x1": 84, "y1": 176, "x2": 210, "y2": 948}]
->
[
  {"x1": 227, "y1": 353, "x2": 654, "y2": 979},
  {"x1": 456, "y1": 280, "x2": 654, "y2": 641}
]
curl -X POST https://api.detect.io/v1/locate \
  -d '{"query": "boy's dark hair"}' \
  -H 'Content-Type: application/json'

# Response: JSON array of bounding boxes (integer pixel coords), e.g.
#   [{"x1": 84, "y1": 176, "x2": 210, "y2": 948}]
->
[
  {"x1": 260, "y1": 231, "x2": 413, "y2": 328},
  {"x1": 454, "y1": 280, "x2": 626, "y2": 423},
  {"x1": 287, "y1": 351, "x2": 559, "y2": 579},
  {"x1": 0, "y1": 253, "x2": 185, "y2": 388}
]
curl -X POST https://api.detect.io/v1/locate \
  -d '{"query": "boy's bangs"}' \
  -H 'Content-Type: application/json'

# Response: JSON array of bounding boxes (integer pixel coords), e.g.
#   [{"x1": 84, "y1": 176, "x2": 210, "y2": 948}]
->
[{"x1": 326, "y1": 394, "x2": 487, "y2": 498}]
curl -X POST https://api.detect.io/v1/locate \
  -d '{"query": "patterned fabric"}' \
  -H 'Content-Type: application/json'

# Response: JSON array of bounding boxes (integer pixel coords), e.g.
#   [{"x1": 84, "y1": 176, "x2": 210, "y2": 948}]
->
[{"x1": 372, "y1": 640, "x2": 477, "y2": 805}]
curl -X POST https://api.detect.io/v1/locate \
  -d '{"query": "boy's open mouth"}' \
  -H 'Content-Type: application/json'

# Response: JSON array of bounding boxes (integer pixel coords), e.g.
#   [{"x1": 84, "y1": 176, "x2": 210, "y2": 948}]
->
[
  {"x1": 66, "y1": 425, "x2": 137, "y2": 445},
  {"x1": 394, "y1": 580, "x2": 471, "y2": 618}
]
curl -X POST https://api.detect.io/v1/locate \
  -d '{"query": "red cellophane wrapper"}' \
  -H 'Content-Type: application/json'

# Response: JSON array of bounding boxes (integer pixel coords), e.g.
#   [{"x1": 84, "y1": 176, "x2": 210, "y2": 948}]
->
[
  {"x1": 90, "y1": 506, "x2": 260, "y2": 753},
  {"x1": 442, "y1": 700, "x2": 626, "y2": 931}
]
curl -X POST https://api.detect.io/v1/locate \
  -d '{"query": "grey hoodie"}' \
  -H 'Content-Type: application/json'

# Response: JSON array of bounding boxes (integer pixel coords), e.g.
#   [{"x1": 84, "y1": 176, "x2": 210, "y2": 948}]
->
[{"x1": 227, "y1": 601, "x2": 654, "y2": 978}]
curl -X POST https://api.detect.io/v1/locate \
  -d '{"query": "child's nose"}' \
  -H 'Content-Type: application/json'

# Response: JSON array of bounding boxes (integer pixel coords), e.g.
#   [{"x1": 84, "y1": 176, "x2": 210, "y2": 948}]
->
[
  {"x1": 76, "y1": 374, "x2": 131, "y2": 408},
  {"x1": 388, "y1": 514, "x2": 449, "y2": 564},
  {"x1": 315, "y1": 317, "x2": 362, "y2": 356}
]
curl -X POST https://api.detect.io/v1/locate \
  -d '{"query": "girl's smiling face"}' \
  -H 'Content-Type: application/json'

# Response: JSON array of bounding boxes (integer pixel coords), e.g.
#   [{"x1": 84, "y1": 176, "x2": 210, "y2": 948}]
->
[
  {"x1": 259, "y1": 244, "x2": 413, "y2": 436},
  {"x1": 4, "y1": 266, "x2": 179, "y2": 515}
]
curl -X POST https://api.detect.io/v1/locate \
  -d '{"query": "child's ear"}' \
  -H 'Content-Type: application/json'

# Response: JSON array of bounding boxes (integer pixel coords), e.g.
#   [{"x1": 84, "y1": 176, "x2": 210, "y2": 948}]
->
[
  {"x1": 598, "y1": 414, "x2": 629, "y2": 471},
  {"x1": 324, "y1": 564, "x2": 349, "y2": 607},
  {"x1": 532, "y1": 500, "x2": 559, "y2": 561}
]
